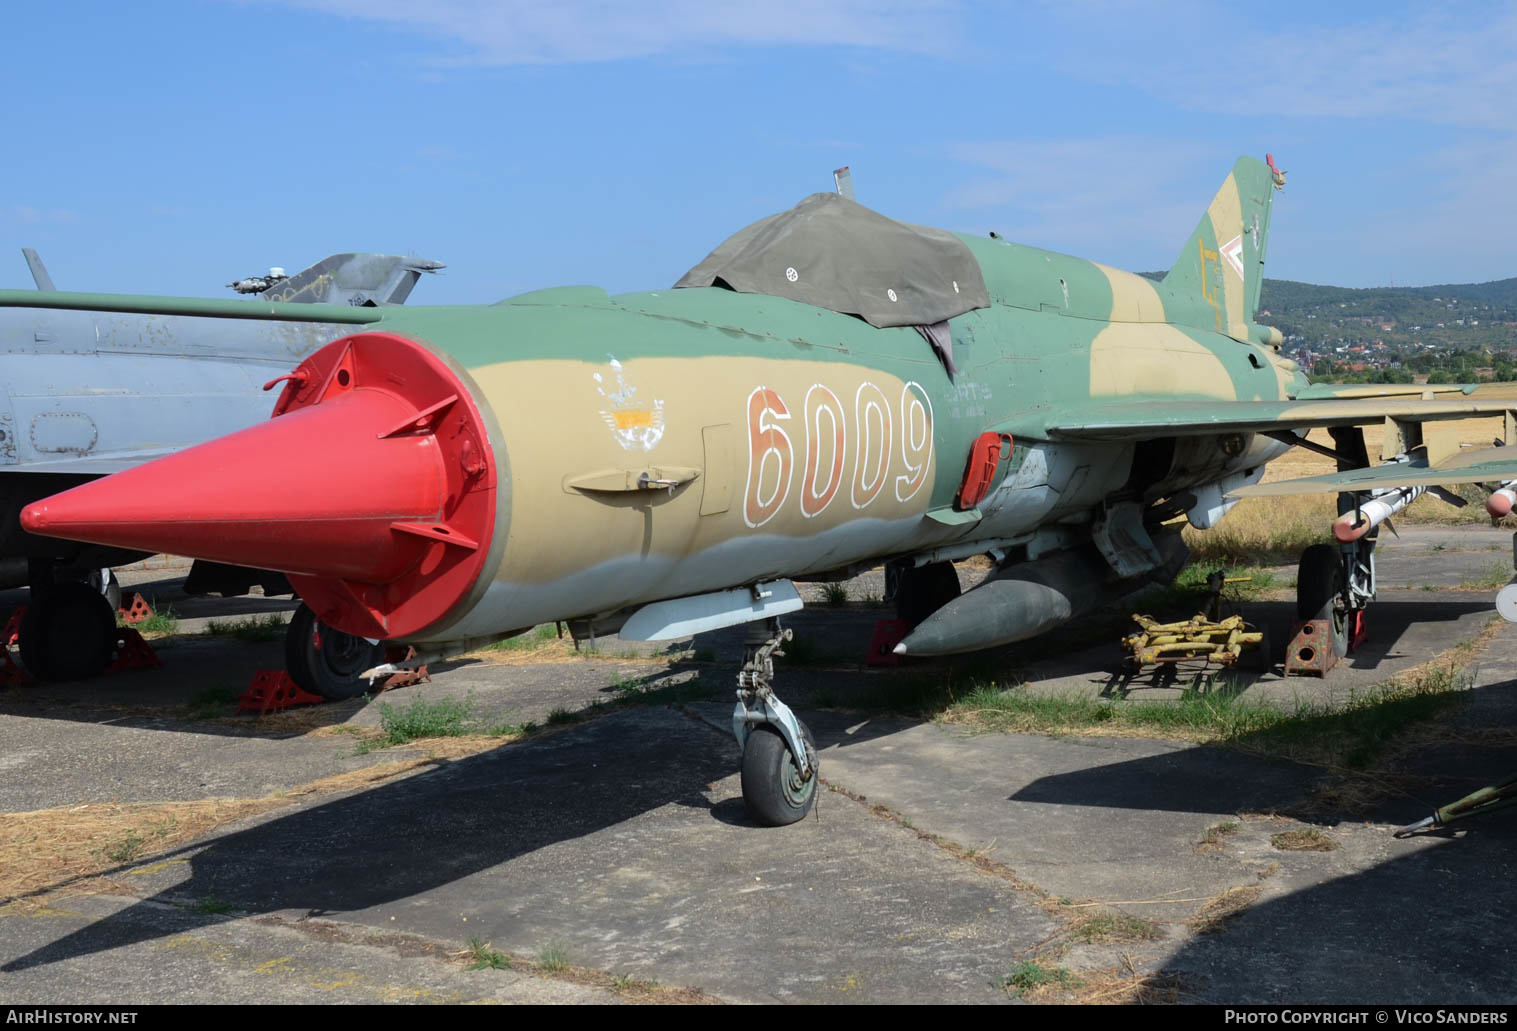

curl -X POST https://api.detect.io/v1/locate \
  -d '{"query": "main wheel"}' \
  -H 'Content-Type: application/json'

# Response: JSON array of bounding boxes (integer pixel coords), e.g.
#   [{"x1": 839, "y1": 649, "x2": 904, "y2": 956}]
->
[
  {"x1": 19, "y1": 581, "x2": 117, "y2": 681},
  {"x1": 1296, "y1": 543, "x2": 1348, "y2": 657},
  {"x1": 895, "y1": 561, "x2": 962, "y2": 628},
  {"x1": 741, "y1": 722, "x2": 817, "y2": 826},
  {"x1": 283, "y1": 603, "x2": 387, "y2": 700}
]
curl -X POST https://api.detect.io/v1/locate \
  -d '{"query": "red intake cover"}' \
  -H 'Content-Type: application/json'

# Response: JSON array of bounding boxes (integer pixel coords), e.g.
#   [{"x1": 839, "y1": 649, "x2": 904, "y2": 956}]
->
[{"x1": 955, "y1": 432, "x2": 1013, "y2": 510}]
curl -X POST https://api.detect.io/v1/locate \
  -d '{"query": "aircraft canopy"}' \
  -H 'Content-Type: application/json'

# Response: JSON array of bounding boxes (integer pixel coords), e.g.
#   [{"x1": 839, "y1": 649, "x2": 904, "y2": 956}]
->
[{"x1": 675, "y1": 193, "x2": 990, "y2": 329}]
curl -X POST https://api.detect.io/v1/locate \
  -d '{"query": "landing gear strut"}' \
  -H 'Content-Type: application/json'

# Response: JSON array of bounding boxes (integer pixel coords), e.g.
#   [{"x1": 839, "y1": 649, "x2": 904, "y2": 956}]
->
[{"x1": 734, "y1": 618, "x2": 817, "y2": 826}]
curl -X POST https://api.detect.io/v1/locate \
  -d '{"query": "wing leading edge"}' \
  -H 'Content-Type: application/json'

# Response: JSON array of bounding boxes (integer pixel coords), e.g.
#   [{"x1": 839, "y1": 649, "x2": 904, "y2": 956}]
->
[{"x1": 1037, "y1": 396, "x2": 1517, "y2": 442}]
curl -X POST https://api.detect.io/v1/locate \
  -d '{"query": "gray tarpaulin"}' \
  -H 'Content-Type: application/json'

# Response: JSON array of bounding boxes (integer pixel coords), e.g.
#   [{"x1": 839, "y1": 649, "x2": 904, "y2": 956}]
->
[{"x1": 674, "y1": 193, "x2": 990, "y2": 330}]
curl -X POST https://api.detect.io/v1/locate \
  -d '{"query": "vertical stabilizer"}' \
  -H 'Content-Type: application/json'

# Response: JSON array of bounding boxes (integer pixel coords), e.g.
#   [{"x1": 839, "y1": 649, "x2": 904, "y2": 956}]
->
[
  {"x1": 259, "y1": 254, "x2": 444, "y2": 306},
  {"x1": 21, "y1": 248, "x2": 56, "y2": 291},
  {"x1": 1160, "y1": 155, "x2": 1282, "y2": 341}
]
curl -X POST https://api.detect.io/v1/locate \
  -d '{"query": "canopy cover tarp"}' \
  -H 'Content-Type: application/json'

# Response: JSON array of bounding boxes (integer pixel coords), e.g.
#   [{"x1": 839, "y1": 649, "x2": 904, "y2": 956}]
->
[{"x1": 675, "y1": 193, "x2": 990, "y2": 329}]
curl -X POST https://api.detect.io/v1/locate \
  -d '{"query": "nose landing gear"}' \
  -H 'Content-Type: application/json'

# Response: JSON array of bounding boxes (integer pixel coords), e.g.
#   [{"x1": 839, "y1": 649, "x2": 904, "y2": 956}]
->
[{"x1": 733, "y1": 618, "x2": 818, "y2": 826}]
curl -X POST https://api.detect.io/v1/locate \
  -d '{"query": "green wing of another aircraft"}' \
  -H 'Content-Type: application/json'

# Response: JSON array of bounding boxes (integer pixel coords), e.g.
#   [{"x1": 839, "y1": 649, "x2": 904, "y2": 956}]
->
[{"x1": 0, "y1": 289, "x2": 384, "y2": 324}]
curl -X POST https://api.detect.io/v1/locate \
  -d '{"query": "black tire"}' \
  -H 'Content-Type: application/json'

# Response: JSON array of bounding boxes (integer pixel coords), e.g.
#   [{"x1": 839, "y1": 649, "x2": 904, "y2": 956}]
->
[
  {"x1": 1296, "y1": 544, "x2": 1348, "y2": 657},
  {"x1": 19, "y1": 581, "x2": 117, "y2": 681},
  {"x1": 895, "y1": 561, "x2": 962, "y2": 628},
  {"x1": 283, "y1": 603, "x2": 386, "y2": 701},
  {"x1": 741, "y1": 721, "x2": 817, "y2": 826}
]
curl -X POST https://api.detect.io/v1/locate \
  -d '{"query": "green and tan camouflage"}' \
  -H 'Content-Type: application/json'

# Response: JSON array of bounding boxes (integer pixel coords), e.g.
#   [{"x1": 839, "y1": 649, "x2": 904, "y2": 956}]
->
[{"x1": 13, "y1": 155, "x2": 1517, "y2": 657}]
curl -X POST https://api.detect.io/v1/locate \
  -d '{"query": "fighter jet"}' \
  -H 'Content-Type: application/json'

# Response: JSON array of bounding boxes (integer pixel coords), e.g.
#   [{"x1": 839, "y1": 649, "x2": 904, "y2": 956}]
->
[
  {"x1": 0, "y1": 250, "x2": 441, "y2": 681},
  {"x1": 12, "y1": 155, "x2": 1517, "y2": 825}
]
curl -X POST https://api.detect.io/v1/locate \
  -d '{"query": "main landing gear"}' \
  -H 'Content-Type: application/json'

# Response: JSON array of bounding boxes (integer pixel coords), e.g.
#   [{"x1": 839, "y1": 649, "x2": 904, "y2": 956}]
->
[
  {"x1": 734, "y1": 618, "x2": 818, "y2": 826},
  {"x1": 19, "y1": 578, "x2": 118, "y2": 681},
  {"x1": 283, "y1": 603, "x2": 387, "y2": 701},
  {"x1": 1296, "y1": 543, "x2": 1351, "y2": 657},
  {"x1": 1290, "y1": 539, "x2": 1372, "y2": 671}
]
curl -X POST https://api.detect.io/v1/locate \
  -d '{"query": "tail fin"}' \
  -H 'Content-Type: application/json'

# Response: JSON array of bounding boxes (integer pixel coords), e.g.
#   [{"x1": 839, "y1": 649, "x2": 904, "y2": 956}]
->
[
  {"x1": 1160, "y1": 155, "x2": 1282, "y2": 341},
  {"x1": 21, "y1": 248, "x2": 56, "y2": 291},
  {"x1": 260, "y1": 253, "x2": 445, "y2": 306}
]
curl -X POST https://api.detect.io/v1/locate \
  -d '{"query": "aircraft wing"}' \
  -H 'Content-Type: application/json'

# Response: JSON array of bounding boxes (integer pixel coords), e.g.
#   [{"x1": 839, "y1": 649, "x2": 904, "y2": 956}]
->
[
  {"x1": 1231, "y1": 447, "x2": 1517, "y2": 497},
  {"x1": 0, "y1": 289, "x2": 386, "y2": 324},
  {"x1": 1037, "y1": 396, "x2": 1517, "y2": 442}
]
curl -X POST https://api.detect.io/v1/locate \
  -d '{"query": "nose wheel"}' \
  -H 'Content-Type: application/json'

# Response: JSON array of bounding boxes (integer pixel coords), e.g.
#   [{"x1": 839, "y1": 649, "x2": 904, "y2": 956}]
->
[{"x1": 733, "y1": 618, "x2": 818, "y2": 826}]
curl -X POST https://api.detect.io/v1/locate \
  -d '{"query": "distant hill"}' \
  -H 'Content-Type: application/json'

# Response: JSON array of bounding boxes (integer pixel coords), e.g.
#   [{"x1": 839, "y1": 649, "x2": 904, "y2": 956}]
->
[{"x1": 1138, "y1": 274, "x2": 1517, "y2": 352}]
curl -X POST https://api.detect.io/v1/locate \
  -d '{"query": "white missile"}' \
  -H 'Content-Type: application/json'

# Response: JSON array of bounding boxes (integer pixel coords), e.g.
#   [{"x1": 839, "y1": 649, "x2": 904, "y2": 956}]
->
[
  {"x1": 1333, "y1": 486, "x2": 1426, "y2": 543},
  {"x1": 1487, "y1": 481, "x2": 1517, "y2": 518}
]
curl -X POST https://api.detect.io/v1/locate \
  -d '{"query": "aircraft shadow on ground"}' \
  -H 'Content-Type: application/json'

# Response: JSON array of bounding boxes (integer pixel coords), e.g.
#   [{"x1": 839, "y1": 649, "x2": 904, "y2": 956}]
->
[
  {"x1": 0, "y1": 690, "x2": 980, "y2": 973},
  {"x1": 1012, "y1": 673, "x2": 1517, "y2": 817},
  {"x1": 2, "y1": 708, "x2": 747, "y2": 973},
  {"x1": 1165, "y1": 824, "x2": 1517, "y2": 1003},
  {"x1": 9, "y1": 662, "x2": 1515, "y2": 979}
]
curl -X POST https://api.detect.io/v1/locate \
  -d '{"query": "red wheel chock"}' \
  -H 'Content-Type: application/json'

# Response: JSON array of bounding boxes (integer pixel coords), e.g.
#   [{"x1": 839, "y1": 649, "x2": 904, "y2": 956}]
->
[
  {"x1": 118, "y1": 591, "x2": 154, "y2": 624},
  {"x1": 106, "y1": 627, "x2": 162, "y2": 674},
  {"x1": 238, "y1": 670, "x2": 326, "y2": 714},
  {"x1": 1347, "y1": 610, "x2": 1369, "y2": 653},
  {"x1": 1284, "y1": 619, "x2": 1340, "y2": 676},
  {"x1": 866, "y1": 619, "x2": 910, "y2": 667}
]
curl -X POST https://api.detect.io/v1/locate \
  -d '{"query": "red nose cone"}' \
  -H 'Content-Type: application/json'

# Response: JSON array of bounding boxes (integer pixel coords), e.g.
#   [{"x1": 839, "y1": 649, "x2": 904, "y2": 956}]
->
[
  {"x1": 1488, "y1": 490, "x2": 1514, "y2": 518},
  {"x1": 22, "y1": 332, "x2": 497, "y2": 639}
]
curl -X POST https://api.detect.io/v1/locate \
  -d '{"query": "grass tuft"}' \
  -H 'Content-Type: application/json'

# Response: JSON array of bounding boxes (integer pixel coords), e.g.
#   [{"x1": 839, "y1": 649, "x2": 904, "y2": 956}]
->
[
  {"x1": 377, "y1": 696, "x2": 474, "y2": 745},
  {"x1": 101, "y1": 831, "x2": 147, "y2": 864},
  {"x1": 125, "y1": 606, "x2": 179, "y2": 637},
  {"x1": 545, "y1": 707, "x2": 581, "y2": 726},
  {"x1": 203, "y1": 613, "x2": 288, "y2": 642},
  {"x1": 1069, "y1": 911, "x2": 1161, "y2": 944},
  {"x1": 184, "y1": 684, "x2": 239, "y2": 720},
  {"x1": 1270, "y1": 828, "x2": 1340, "y2": 852},
  {"x1": 536, "y1": 943, "x2": 569, "y2": 972},
  {"x1": 1196, "y1": 820, "x2": 1240, "y2": 854},
  {"x1": 488, "y1": 623, "x2": 561, "y2": 652},
  {"x1": 822, "y1": 582, "x2": 850, "y2": 607},
  {"x1": 1460, "y1": 561, "x2": 1514, "y2": 590},
  {"x1": 998, "y1": 960, "x2": 1079, "y2": 998},
  {"x1": 463, "y1": 936, "x2": 512, "y2": 970}
]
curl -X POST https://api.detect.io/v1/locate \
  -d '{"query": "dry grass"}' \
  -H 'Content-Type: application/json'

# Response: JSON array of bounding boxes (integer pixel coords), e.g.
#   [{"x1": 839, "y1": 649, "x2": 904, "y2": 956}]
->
[
  {"x1": 462, "y1": 626, "x2": 696, "y2": 668},
  {"x1": 1186, "y1": 884, "x2": 1263, "y2": 935},
  {"x1": 1269, "y1": 828, "x2": 1340, "y2": 852},
  {"x1": 1058, "y1": 958, "x2": 1187, "y2": 1005},
  {"x1": 0, "y1": 760, "x2": 434, "y2": 904},
  {"x1": 1067, "y1": 911, "x2": 1161, "y2": 945}
]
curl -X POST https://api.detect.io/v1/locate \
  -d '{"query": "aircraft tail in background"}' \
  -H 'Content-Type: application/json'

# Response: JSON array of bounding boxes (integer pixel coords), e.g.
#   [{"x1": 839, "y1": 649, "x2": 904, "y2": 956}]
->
[{"x1": 254, "y1": 253, "x2": 445, "y2": 306}]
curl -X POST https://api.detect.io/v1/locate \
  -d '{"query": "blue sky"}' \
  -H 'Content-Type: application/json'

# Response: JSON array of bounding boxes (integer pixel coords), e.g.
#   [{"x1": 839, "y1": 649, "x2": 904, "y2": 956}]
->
[{"x1": 3, "y1": 1, "x2": 1513, "y2": 302}]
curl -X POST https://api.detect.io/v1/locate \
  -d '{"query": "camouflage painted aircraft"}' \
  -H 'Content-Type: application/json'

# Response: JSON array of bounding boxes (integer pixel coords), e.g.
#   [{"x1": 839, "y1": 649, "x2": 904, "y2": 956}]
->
[
  {"x1": 0, "y1": 250, "x2": 441, "y2": 680},
  {"x1": 11, "y1": 155, "x2": 1517, "y2": 825}
]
